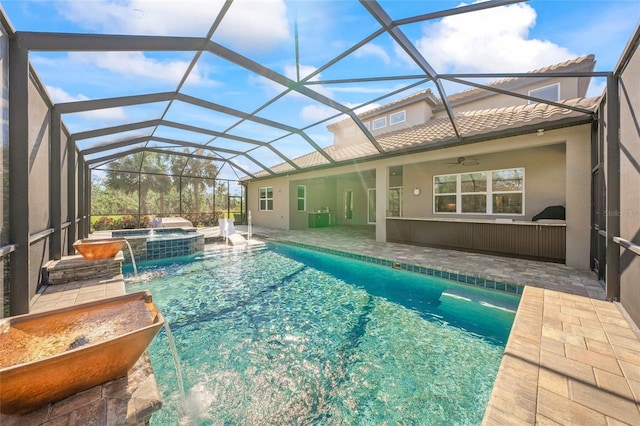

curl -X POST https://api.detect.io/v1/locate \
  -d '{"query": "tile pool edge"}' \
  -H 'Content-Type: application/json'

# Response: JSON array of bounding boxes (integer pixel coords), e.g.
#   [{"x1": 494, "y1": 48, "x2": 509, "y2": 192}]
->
[{"x1": 270, "y1": 239, "x2": 523, "y2": 296}]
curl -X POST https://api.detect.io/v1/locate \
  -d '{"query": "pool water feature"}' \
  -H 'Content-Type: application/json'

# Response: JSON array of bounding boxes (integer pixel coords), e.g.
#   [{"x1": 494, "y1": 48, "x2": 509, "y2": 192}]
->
[
  {"x1": 113, "y1": 228, "x2": 204, "y2": 263},
  {"x1": 126, "y1": 243, "x2": 519, "y2": 425}
]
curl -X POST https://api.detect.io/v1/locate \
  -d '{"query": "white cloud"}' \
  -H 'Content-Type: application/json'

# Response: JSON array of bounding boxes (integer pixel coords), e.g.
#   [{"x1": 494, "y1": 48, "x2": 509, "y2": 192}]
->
[
  {"x1": 68, "y1": 52, "x2": 212, "y2": 86},
  {"x1": 57, "y1": 0, "x2": 290, "y2": 52},
  {"x1": 47, "y1": 86, "x2": 127, "y2": 121},
  {"x1": 284, "y1": 63, "x2": 319, "y2": 82},
  {"x1": 58, "y1": 0, "x2": 223, "y2": 36},
  {"x1": 354, "y1": 44, "x2": 391, "y2": 65},
  {"x1": 411, "y1": 2, "x2": 577, "y2": 73},
  {"x1": 215, "y1": 0, "x2": 290, "y2": 53},
  {"x1": 300, "y1": 104, "x2": 336, "y2": 123}
]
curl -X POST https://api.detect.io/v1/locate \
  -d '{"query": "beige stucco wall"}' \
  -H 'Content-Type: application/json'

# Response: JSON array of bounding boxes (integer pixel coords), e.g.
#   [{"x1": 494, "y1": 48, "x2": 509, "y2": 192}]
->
[
  {"x1": 331, "y1": 101, "x2": 433, "y2": 149},
  {"x1": 618, "y1": 36, "x2": 640, "y2": 325},
  {"x1": 335, "y1": 174, "x2": 374, "y2": 226},
  {"x1": 289, "y1": 177, "x2": 337, "y2": 230},
  {"x1": 402, "y1": 144, "x2": 566, "y2": 221},
  {"x1": 436, "y1": 75, "x2": 591, "y2": 116},
  {"x1": 364, "y1": 101, "x2": 432, "y2": 137},
  {"x1": 248, "y1": 125, "x2": 592, "y2": 268},
  {"x1": 248, "y1": 175, "x2": 290, "y2": 230}
]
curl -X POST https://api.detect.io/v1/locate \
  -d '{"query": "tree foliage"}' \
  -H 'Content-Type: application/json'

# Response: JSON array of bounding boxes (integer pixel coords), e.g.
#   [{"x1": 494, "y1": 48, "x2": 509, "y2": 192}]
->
[{"x1": 92, "y1": 150, "x2": 239, "y2": 223}]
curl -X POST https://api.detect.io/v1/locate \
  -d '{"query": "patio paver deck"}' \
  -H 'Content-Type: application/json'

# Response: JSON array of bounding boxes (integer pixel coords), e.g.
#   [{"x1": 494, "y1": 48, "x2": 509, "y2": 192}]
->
[{"x1": 206, "y1": 225, "x2": 605, "y2": 299}]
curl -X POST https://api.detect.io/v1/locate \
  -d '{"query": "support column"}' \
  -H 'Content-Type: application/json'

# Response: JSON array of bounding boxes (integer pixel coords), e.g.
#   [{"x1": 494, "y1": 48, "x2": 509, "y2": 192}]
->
[
  {"x1": 77, "y1": 156, "x2": 85, "y2": 239},
  {"x1": 85, "y1": 163, "x2": 91, "y2": 237},
  {"x1": 8, "y1": 34, "x2": 30, "y2": 315},
  {"x1": 50, "y1": 108, "x2": 62, "y2": 259},
  {"x1": 605, "y1": 73, "x2": 621, "y2": 301},
  {"x1": 375, "y1": 165, "x2": 388, "y2": 242},
  {"x1": 67, "y1": 143, "x2": 76, "y2": 253}
]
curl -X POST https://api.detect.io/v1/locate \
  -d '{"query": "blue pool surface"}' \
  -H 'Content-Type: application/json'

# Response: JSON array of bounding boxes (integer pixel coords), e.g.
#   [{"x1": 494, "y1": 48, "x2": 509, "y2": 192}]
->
[{"x1": 125, "y1": 243, "x2": 519, "y2": 425}]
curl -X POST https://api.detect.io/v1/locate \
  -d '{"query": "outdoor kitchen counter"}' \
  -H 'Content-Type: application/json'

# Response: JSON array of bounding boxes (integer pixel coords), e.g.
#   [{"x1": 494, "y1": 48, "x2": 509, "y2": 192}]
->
[
  {"x1": 386, "y1": 216, "x2": 566, "y2": 226},
  {"x1": 386, "y1": 217, "x2": 566, "y2": 262}
]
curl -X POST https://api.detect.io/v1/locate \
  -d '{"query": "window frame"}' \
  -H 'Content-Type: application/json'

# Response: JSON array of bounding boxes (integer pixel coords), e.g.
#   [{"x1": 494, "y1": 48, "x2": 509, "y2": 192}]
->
[
  {"x1": 259, "y1": 186, "x2": 274, "y2": 211},
  {"x1": 433, "y1": 167, "x2": 525, "y2": 215},
  {"x1": 296, "y1": 185, "x2": 306, "y2": 212},
  {"x1": 389, "y1": 110, "x2": 406, "y2": 126},
  {"x1": 372, "y1": 116, "x2": 387, "y2": 130},
  {"x1": 528, "y1": 83, "x2": 560, "y2": 104}
]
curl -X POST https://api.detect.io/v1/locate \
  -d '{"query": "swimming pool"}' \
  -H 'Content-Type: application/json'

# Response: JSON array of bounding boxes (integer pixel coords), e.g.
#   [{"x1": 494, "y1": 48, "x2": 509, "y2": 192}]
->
[{"x1": 125, "y1": 243, "x2": 519, "y2": 425}]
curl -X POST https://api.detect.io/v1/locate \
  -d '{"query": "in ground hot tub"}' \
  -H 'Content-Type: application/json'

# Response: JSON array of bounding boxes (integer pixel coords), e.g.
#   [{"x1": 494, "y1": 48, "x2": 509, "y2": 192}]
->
[
  {"x1": 0, "y1": 290, "x2": 164, "y2": 415},
  {"x1": 112, "y1": 228, "x2": 204, "y2": 263}
]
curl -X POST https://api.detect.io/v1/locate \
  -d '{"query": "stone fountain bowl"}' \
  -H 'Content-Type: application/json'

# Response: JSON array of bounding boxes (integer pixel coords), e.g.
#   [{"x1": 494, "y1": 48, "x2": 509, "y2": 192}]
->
[
  {"x1": 0, "y1": 290, "x2": 164, "y2": 415},
  {"x1": 73, "y1": 238, "x2": 127, "y2": 260}
]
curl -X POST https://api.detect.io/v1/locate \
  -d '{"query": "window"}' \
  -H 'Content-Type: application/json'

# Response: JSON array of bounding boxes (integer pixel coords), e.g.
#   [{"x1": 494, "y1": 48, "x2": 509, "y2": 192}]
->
[
  {"x1": 528, "y1": 83, "x2": 560, "y2": 104},
  {"x1": 372, "y1": 117, "x2": 386, "y2": 130},
  {"x1": 434, "y1": 168, "x2": 524, "y2": 214},
  {"x1": 492, "y1": 169, "x2": 524, "y2": 214},
  {"x1": 259, "y1": 186, "x2": 273, "y2": 211},
  {"x1": 388, "y1": 187, "x2": 403, "y2": 217},
  {"x1": 390, "y1": 110, "x2": 406, "y2": 125},
  {"x1": 461, "y1": 172, "x2": 487, "y2": 213},
  {"x1": 434, "y1": 175, "x2": 457, "y2": 212},
  {"x1": 297, "y1": 185, "x2": 306, "y2": 211}
]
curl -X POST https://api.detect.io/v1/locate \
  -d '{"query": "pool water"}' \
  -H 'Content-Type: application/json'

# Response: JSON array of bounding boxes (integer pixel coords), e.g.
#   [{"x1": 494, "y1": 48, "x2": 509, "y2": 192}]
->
[{"x1": 125, "y1": 243, "x2": 518, "y2": 425}]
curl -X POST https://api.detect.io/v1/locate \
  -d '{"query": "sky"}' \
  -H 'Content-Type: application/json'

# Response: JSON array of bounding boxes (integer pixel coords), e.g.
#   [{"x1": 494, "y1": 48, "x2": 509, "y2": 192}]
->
[{"x1": 1, "y1": 0, "x2": 639, "y2": 179}]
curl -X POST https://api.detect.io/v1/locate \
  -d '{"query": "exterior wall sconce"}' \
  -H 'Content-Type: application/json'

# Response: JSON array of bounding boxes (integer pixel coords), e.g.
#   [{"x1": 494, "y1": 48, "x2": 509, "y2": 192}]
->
[
  {"x1": 536, "y1": 129, "x2": 545, "y2": 136},
  {"x1": 412, "y1": 187, "x2": 421, "y2": 196}
]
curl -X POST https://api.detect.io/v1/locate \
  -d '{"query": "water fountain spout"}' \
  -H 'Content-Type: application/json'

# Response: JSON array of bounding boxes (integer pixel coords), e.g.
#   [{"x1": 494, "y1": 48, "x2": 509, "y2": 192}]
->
[
  {"x1": 163, "y1": 322, "x2": 186, "y2": 415},
  {"x1": 123, "y1": 239, "x2": 139, "y2": 281}
]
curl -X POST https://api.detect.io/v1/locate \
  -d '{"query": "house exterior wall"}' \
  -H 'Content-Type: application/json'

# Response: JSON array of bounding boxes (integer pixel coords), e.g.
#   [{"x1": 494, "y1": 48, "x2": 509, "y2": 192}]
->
[
  {"x1": 436, "y1": 76, "x2": 590, "y2": 117},
  {"x1": 332, "y1": 101, "x2": 433, "y2": 149},
  {"x1": 401, "y1": 144, "x2": 566, "y2": 221},
  {"x1": 248, "y1": 175, "x2": 290, "y2": 230},
  {"x1": 248, "y1": 125, "x2": 591, "y2": 268},
  {"x1": 363, "y1": 101, "x2": 433, "y2": 136},
  {"x1": 618, "y1": 39, "x2": 640, "y2": 325},
  {"x1": 289, "y1": 177, "x2": 337, "y2": 230},
  {"x1": 335, "y1": 174, "x2": 375, "y2": 226}
]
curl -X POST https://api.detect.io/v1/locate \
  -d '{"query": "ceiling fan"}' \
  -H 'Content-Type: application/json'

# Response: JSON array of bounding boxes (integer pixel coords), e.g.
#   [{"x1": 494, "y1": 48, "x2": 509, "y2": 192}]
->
[{"x1": 446, "y1": 156, "x2": 480, "y2": 167}]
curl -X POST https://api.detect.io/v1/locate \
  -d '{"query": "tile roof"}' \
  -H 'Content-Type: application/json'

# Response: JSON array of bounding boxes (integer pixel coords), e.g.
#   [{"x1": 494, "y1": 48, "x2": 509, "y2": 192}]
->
[
  {"x1": 255, "y1": 96, "x2": 598, "y2": 178},
  {"x1": 445, "y1": 54, "x2": 596, "y2": 105}
]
